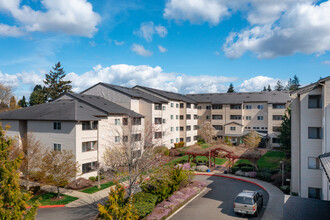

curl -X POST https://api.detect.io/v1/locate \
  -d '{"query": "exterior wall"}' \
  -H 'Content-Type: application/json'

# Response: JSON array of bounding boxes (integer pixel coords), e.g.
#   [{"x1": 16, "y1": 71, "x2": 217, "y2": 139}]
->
[
  {"x1": 322, "y1": 80, "x2": 330, "y2": 200},
  {"x1": 1, "y1": 120, "x2": 22, "y2": 142},
  {"x1": 291, "y1": 93, "x2": 300, "y2": 195}
]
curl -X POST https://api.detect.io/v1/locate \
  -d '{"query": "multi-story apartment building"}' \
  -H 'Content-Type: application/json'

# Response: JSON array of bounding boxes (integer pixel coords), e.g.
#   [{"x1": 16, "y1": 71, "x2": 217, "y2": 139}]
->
[
  {"x1": 186, "y1": 91, "x2": 290, "y2": 147},
  {"x1": 82, "y1": 83, "x2": 198, "y2": 147},
  {"x1": 291, "y1": 77, "x2": 330, "y2": 200},
  {"x1": 0, "y1": 93, "x2": 144, "y2": 178}
]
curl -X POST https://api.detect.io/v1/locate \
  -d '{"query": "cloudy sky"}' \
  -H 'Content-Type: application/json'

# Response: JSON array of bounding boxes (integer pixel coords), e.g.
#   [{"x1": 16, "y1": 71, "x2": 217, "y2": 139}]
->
[{"x1": 0, "y1": 0, "x2": 330, "y2": 97}]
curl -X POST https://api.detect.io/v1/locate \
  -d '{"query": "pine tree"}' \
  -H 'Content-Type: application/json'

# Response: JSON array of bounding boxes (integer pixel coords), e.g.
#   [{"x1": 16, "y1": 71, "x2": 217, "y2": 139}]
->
[
  {"x1": 29, "y1": 85, "x2": 46, "y2": 106},
  {"x1": 287, "y1": 75, "x2": 300, "y2": 91},
  {"x1": 262, "y1": 86, "x2": 267, "y2": 91},
  {"x1": 0, "y1": 124, "x2": 39, "y2": 219},
  {"x1": 278, "y1": 107, "x2": 291, "y2": 149},
  {"x1": 227, "y1": 83, "x2": 235, "y2": 93},
  {"x1": 18, "y1": 96, "x2": 28, "y2": 108},
  {"x1": 274, "y1": 80, "x2": 284, "y2": 91},
  {"x1": 267, "y1": 84, "x2": 272, "y2": 91},
  {"x1": 43, "y1": 62, "x2": 72, "y2": 101}
]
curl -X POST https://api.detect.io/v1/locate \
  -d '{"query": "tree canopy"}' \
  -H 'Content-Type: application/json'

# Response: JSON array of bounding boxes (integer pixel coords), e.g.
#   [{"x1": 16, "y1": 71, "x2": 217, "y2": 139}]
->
[
  {"x1": 274, "y1": 80, "x2": 284, "y2": 91},
  {"x1": 227, "y1": 83, "x2": 235, "y2": 93},
  {"x1": 278, "y1": 106, "x2": 291, "y2": 149},
  {"x1": 18, "y1": 96, "x2": 28, "y2": 108},
  {"x1": 29, "y1": 85, "x2": 46, "y2": 106},
  {"x1": 287, "y1": 75, "x2": 300, "y2": 91}
]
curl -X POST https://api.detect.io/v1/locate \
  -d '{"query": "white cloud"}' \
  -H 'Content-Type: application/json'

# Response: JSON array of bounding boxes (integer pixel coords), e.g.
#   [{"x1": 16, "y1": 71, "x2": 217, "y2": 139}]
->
[
  {"x1": 322, "y1": 60, "x2": 330, "y2": 65},
  {"x1": 237, "y1": 76, "x2": 286, "y2": 92},
  {"x1": 134, "y1": 22, "x2": 168, "y2": 42},
  {"x1": 64, "y1": 64, "x2": 237, "y2": 94},
  {"x1": 0, "y1": 23, "x2": 25, "y2": 37},
  {"x1": 158, "y1": 45, "x2": 167, "y2": 53},
  {"x1": 131, "y1": 44, "x2": 153, "y2": 56},
  {"x1": 114, "y1": 40, "x2": 125, "y2": 46},
  {"x1": 0, "y1": 0, "x2": 100, "y2": 37}
]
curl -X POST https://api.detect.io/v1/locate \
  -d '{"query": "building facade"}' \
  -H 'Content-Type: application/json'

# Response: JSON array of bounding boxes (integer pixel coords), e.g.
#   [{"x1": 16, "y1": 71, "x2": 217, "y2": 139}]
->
[{"x1": 291, "y1": 77, "x2": 330, "y2": 200}]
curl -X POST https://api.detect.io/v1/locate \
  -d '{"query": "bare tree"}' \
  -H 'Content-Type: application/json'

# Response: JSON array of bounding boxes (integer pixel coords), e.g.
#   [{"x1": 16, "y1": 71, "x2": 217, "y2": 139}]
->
[
  {"x1": 102, "y1": 117, "x2": 160, "y2": 197},
  {"x1": 0, "y1": 84, "x2": 12, "y2": 111},
  {"x1": 199, "y1": 121, "x2": 215, "y2": 143},
  {"x1": 243, "y1": 131, "x2": 261, "y2": 148},
  {"x1": 39, "y1": 150, "x2": 79, "y2": 198}
]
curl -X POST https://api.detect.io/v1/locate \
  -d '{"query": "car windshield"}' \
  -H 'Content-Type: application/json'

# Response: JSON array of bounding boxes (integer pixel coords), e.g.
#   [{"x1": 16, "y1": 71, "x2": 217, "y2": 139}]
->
[{"x1": 235, "y1": 196, "x2": 254, "y2": 205}]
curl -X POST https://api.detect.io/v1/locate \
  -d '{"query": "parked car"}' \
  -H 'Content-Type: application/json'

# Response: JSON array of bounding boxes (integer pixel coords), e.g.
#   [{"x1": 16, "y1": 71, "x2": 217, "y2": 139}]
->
[{"x1": 233, "y1": 190, "x2": 263, "y2": 216}]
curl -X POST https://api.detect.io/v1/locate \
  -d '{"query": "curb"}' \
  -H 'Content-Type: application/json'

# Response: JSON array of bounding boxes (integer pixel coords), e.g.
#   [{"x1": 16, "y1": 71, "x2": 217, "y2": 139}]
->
[
  {"x1": 195, "y1": 173, "x2": 266, "y2": 191},
  {"x1": 28, "y1": 205, "x2": 66, "y2": 209}
]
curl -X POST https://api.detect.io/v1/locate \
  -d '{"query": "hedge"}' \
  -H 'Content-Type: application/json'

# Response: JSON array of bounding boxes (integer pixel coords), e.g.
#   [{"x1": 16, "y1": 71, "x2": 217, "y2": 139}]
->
[{"x1": 133, "y1": 192, "x2": 158, "y2": 218}]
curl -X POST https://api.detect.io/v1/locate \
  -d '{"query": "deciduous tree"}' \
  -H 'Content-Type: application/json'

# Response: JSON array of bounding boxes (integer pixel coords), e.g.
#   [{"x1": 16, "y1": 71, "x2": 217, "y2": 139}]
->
[
  {"x1": 199, "y1": 121, "x2": 215, "y2": 144},
  {"x1": 9, "y1": 96, "x2": 19, "y2": 110},
  {"x1": 243, "y1": 131, "x2": 261, "y2": 148},
  {"x1": 43, "y1": 62, "x2": 72, "y2": 101},
  {"x1": 0, "y1": 84, "x2": 12, "y2": 111}
]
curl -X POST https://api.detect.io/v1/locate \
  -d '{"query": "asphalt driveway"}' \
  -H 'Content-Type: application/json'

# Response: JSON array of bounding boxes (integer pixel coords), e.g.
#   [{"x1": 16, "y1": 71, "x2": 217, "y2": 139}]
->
[{"x1": 170, "y1": 175, "x2": 269, "y2": 220}]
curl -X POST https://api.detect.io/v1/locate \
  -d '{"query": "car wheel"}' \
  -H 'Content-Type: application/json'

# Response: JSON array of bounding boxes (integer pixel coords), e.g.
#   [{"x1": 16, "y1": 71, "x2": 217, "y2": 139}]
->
[{"x1": 254, "y1": 208, "x2": 259, "y2": 217}]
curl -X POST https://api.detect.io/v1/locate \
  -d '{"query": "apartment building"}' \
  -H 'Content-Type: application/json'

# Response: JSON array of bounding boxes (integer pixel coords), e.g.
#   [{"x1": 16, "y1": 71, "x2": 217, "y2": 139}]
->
[
  {"x1": 0, "y1": 93, "x2": 144, "y2": 179},
  {"x1": 82, "y1": 83, "x2": 198, "y2": 147},
  {"x1": 187, "y1": 91, "x2": 291, "y2": 147},
  {"x1": 291, "y1": 77, "x2": 330, "y2": 200}
]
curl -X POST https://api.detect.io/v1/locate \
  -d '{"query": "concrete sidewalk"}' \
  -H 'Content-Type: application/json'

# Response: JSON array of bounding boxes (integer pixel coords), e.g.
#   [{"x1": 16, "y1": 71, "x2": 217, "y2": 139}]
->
[{"x1": 195, "y1": 172, "x2": 284, "y2": 220}]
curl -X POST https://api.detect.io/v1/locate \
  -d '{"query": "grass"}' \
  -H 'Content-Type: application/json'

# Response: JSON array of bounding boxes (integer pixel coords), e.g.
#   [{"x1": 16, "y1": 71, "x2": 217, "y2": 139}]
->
[
  {"x1": 29, "y1": 192, "x2": 78, "y2": 206},
  {"x1": 257, "y1": 151, "x2": 285, "y2": 169},
  {"x1": 80, "y1": 181, "x2": 114, "y2": 194},
  {"x1": 235, "y1": 159, "x2": 253, "y2": 166},
  {"x1": 168, "y1": 155, "x2": 227, "y2": 166},
  {"x1": 201, "y1": 144, "x2": 210, "y2": 149}
]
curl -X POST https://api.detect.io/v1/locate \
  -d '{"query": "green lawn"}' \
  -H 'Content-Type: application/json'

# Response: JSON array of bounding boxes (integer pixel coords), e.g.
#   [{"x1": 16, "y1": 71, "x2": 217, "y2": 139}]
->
[
  {"x1": 168, "y1": 155, "x2": 227, "y2": 165},
  {"x1": 257, "y1": 151, "x2": 285, "y2": 169},
  {"x1": 201, "y1": 144, "x2": 210, "y2": 149},
  {"x1": 80, "y1": 181, "x2": 114, "y2": 194},
  {"x1": 29, "y1": 192, "x2": 78, "y2": 206}
]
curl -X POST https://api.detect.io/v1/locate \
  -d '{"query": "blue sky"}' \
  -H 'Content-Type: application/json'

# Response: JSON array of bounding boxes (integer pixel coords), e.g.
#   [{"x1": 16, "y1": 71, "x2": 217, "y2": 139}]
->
[{"x1": 0, "y1": 0, "x2": 330, "y2": 97}]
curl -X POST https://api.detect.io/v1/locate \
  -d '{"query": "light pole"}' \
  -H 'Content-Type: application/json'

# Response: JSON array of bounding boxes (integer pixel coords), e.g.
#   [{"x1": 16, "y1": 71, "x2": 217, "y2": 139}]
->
[{"x1": 280, "y1": 161, "x2": 284, "y2": 187}]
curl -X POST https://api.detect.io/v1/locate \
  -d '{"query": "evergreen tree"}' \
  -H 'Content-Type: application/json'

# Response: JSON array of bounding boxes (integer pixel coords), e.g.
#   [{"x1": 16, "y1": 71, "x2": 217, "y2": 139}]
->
[
  {"x1": 18, "y1": 96, "x2": 28, "y2": 108},
  {"x1": 278, "y1": 107, "x2": 291, "y2": 149},
  {"x1": 262, "y1": 86, "x2": 267, "y2": 91},
  {"x1": 267, "y1": 84, "x2": 272, "y2": 91},
  {"x1": 227, "y1": 83, "x2": 235, "y2": 93},
  {"x1": 9, "y1": 96, "x2": 18, "y2": 110},
  {"x1": 29, "y1": 85, "x2": 46, "y2": 106},
  {"x1": 287, "y1": 75, "x2": 300, "y2": 91},
  {"x1": 274, "y1": 80, "x2": 284, "y2": 91},
  {"x1": 43, "y1": 62, "x2": 72, "y2": 101},
  {"x1": 0, "y1": 124, "x2": 39, "y2": 219}
]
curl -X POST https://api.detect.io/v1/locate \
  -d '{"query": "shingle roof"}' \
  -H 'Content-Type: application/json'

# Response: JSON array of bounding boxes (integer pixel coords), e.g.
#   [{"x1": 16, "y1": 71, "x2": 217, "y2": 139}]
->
[
  {"x1": 0, "y1": 99, "x2": 106, "y2": 121},
  {"x1": 291, "y1": 76, "x2": 330, "y2": 95},
  {"x1": 134, "y1": 85, "x2": 197, "y2": 103},
  {"x1": 98, "y1": 83, "x2": 168, "y2": 104},
  {"x1": 186, "y1": 91, "x2": 290, "y2": 104},
  {"x1": 65, "y1": 93, "x2": 144, "y2": 118}
]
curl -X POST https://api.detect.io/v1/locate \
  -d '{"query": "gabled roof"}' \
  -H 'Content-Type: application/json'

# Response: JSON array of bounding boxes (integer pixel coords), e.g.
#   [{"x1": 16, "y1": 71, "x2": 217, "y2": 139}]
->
[
  {"x1": 291, "y1": 76, "x2": 330, "y2": 95},
  {"x1": 319, "y1": 152, "x2": 330, "y2": 182},
  {"x1": 82, "y1": 83, "x2": 168, "y2": 104},
  {"x1": 64, "y1": 93, "x2": 143, "y2": 118},
  {"x1": 0, "y1": 99, "x2": 106, "y2": 121},
  {"x1": 134, "y1": 85, "x2": 197, "y2": 103},
  {"x1": 224, "y1": 121, "x2": 244, "y2": 126},
  {"x1": 187, "y1": 91, "x2": 290, "y2": 104}
]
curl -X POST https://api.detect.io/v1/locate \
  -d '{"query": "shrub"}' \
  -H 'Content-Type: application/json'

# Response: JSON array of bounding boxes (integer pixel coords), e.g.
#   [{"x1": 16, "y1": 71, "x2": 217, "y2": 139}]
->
[
  {"x1": 179, "y1": 142, "x2": 185, "y2": 148},
  {"x1": 28, "y1": 186, "x2": 41, "y2": 195},
  {"x1": 66, "y1": 178, "x2": 93, "y2": 190},
  {"x1": 256, "y1": 172, "x2": 272, "y2": 182},
  {"x1": 197, "y1": 139, "x2": 205, "y2": 144},
  {"x1": 89, "y1": 176, "x2": 96, "y2": 182},
  {"x1": 190, "y1": 162, "x2": 197, "y2": 167},
  {"x1": 280, "y1": 185, "x2": 290, "y2": 195},
  {"x1": 231, "y1": 166, "x2": 240, "y2": 174},
  {"x1": 133, "y1": 192, "x2": 158, "y2": 218},
  {"x1": 154, "y1": 146, "x2": 170, "y2": 156},
  {"x1": 241, "y1": 166, "x2": 254, "y2": 172},
  {"x1": 174, "y1": 143, "x2": 179, "y2": 148}
]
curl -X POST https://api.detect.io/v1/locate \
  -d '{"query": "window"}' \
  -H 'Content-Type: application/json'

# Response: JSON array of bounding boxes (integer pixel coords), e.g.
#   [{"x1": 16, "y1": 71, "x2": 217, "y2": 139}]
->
[
  {"x1": 162, "y1": 131, "x2": 166, "y2": 136},
  {"x1": 186, "y1": 103, "x2": 191, "y2": 108},
  {"x1": 82, "y1": 121, "x2": 98, "y2": 130},
  {"x1": 180, "y1": 115, "x2": 184, "y2": 120},
  {"x1": 82, "y1": 141, "x2": 97, "y2": 152},
  {"x1": 212, "y1": 115, "x2": 223, "y2": 120},
  {"x1": 198, "y1": 116, "x2": 202, "y2": 119},
  {"x1": 186, "y1": 114, "x2": 191, "y2": 120},
  {"x1": 197, "y1": 106, "x2": 202, "y2": 110},
  {"x1": 257, "y1": 105, "x2": 264, "y2": 109},
  {"x1": 194, "y1": 135, "x2": 199, "y2": 141},
  {"x1": 176, "y1": 103, "x2": 179, "y2": 108},
  {"x1": 308, "y1": 187, "x2": 322, "y2": 199},
  {"x1": 176, "y1": 138, "x2": 179, "y2": 142},
  {"x1": 53, "y1": 122, "x2": 61, "y2": 130},
  {"x1": 272, "y1": 138, "x2": 279, "y2": 143},
  {"x1": 245, "y1": 116, "x2": 252, "y2": 120},
  {"x1": 273, "y1": 115, "x2": 283, "y2": 120},
  {"x1": 194, "y1": 104, "x2": 198, "y2": 109},
  {"x1": 308, "y1": 157, "x2": 320, "y2": 169},
  {"x1": 180, "y1": 138, "x2": 184, "y2": 142},
  {"x1": 154, "y1": 118, "x2": 162, "y2": 124},
  {"x1": 115, "y1": 119, "x2": 121, "y2": 125},
  {"x1": 155, "y1": 104, "x2": 162, "y2": 110},
  {"x1": 53, "y1": 143, "x2": 61, "y2": 151},
  {"x1": 245, "y1": 105, "x2": 252, "y2": 109},
  {"x1": 206, "y1": 116, "x2": 210, "y2": 120},
  {"x1": 206, "y1": 105, "x2": 211, "y2": 110},
  {"x1": 123, "y1": 136, "x2": 128, "y2": 142},
  {"x1": 171, "y1": 103, "x2": 174, "y2": 107},
  {"x1": 180, "y1": 103, "x2": 184, "y2": 108},
  {"x1": 176, "y1": 115, "x2": 179, "y2": 119},
  {"x1": 308, "y1": 95, "x2": 322, "y2": 109},
  {"x1": 180, "y1": 126, "x2": 184, "y2": 131},
  {"x1": 186, "y1": 125, "x2": 191, "y2": 131},
  {"x1": 308, "y1": 127, "x2": 322, "y2": 139},
  {"x1": 194, "y1": 114, "x2": 198, "y2": 119},
  {"x1": 273, "y1": 104, "x2": 286, "y2": 109},
  {"x1": 186, "y1": 137, "x2": 191, "y2": 142},
  {"x1": 212, "y1": 105, "x2": 222, "y2": 109},
  {"x1": 257, "y1": 116, "x2": 263, "y2": 120},
  {"x1": 162, "y1": 119, "x2": 166, "y2": 124},
  {"x1": 132, "y1": 134, "x2": 141, "y2": 141},
  {"x1": 171, "y1": 127, "x2": 174, "y2": 132},
  {"x1": 171, "y1": 115, "x2": 174, "y2": 120},
  {"x1": 230, "y1": 115, "x2": 242, "y2": 120},
  {"x1": 123, "y1": 118, "x2": 128, "y2": 125},
  {"x1": 162, "y1": 106, "x2": 166, "y2": 111},
  {"x1": 194, "y1": 125, "x2": 199, "y2": 130},
  {"x1": 115, "y1": 136, "x2": 121, "y2": 143},
  {"x1": 176, "y1": 127, "x2": 179, "y2": 131},
  {"x1": 246, "y1": 127, "x2": 251, "y2": 130},
  {"x1": 230, "y1": 127, "x2": 236, "y2": 131},
  {"x1": 273, "y1": 126, "x2": 281, "y2": 132},
  {"x1": 171, "y1": 139, "x2": 174, "y2": 143},
  {"x1": 213, "y1": 125, "x2": 223, "y2": 130},
  {"x1": 82, "y1": 161, "x2": 97, "y2": 173},
  {"x1": 133, "y1": 118, "x2": 141, "y2": 125},
  {"x1": 230, "y1": 104, "x2": 241, "y2": 109}
]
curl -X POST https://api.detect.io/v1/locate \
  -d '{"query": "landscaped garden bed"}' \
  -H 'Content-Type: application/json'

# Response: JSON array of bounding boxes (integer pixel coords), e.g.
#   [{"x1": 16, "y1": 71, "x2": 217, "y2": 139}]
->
[{"x1": 29, "y1": 191, "x2": 78, "y2": 206}]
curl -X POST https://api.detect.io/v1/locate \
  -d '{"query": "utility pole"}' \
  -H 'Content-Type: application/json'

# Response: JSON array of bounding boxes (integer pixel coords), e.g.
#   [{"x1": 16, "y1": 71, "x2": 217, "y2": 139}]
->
[{"x1": 280, "y1": 161, "x2": 284, "y2": 187}]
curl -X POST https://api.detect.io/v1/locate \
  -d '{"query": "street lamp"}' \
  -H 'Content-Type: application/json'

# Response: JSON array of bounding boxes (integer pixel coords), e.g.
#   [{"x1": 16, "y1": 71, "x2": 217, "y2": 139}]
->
[{"x1": 280, "y1": 161, "x2": 284, "y2": 187}]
